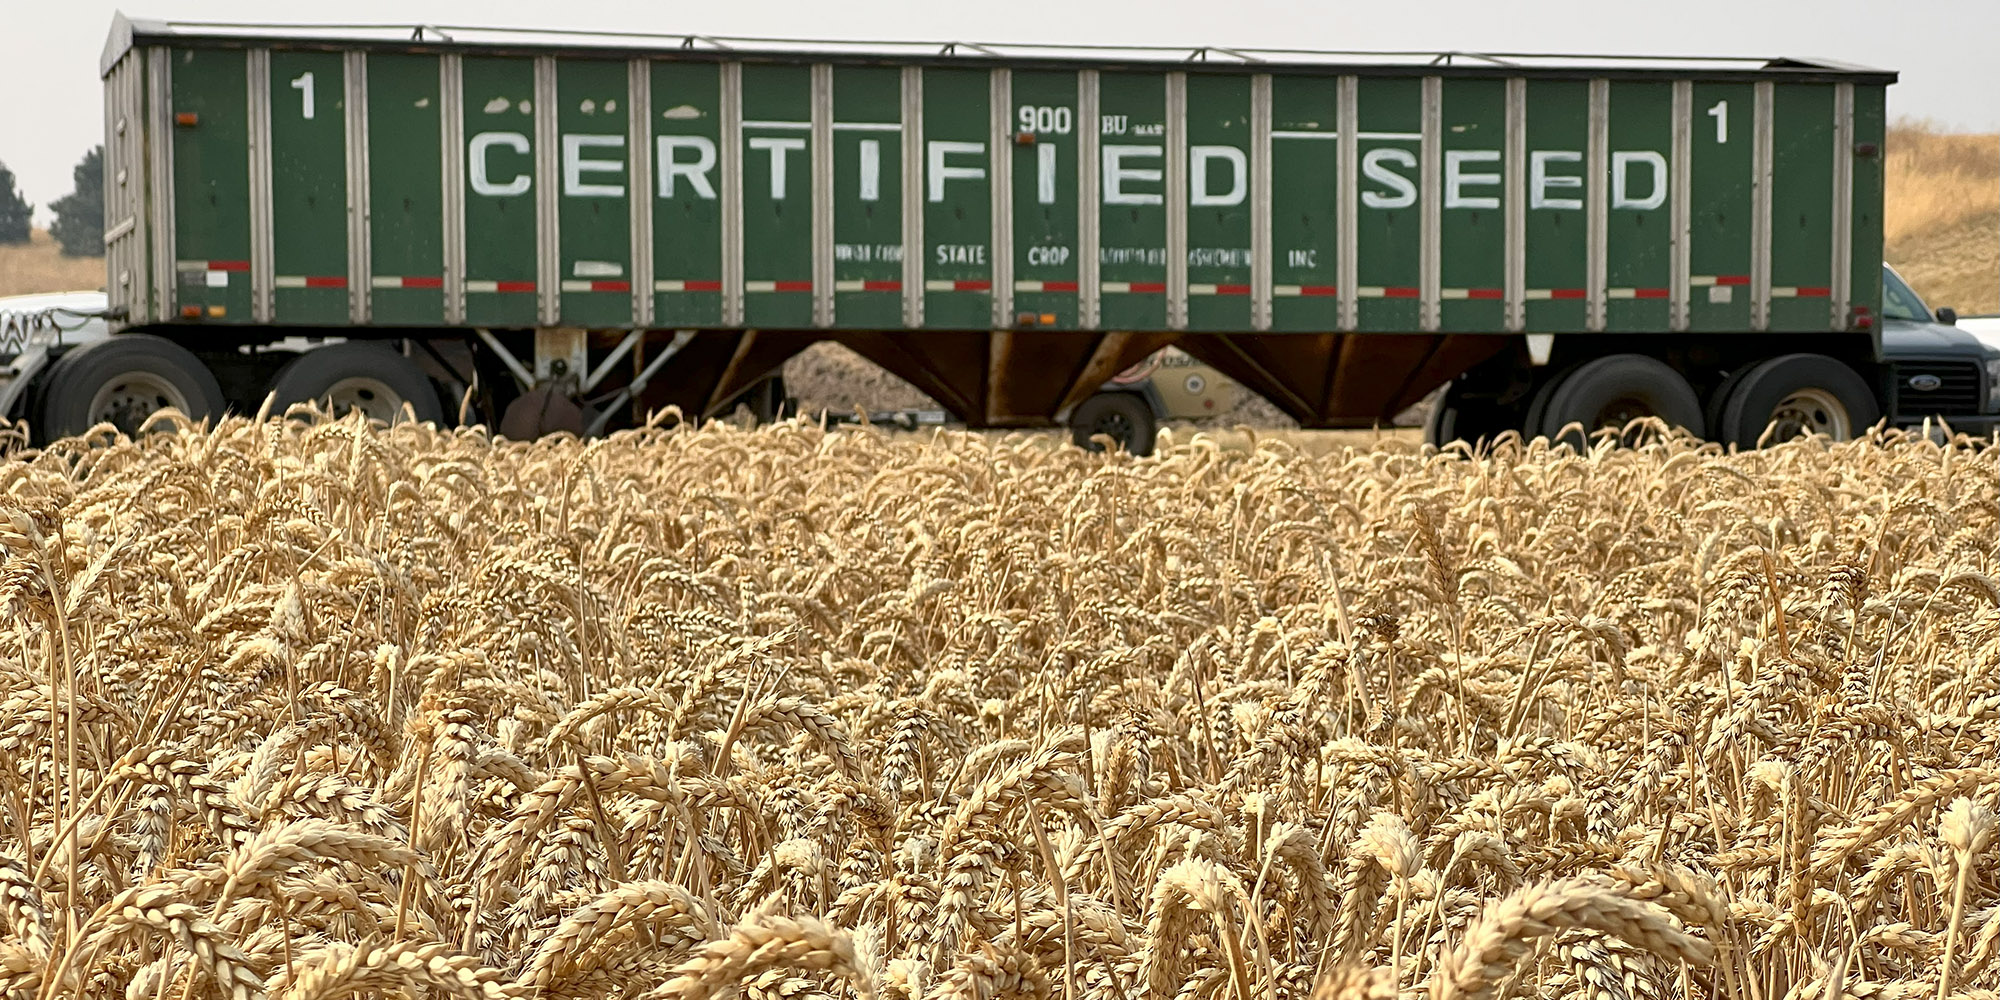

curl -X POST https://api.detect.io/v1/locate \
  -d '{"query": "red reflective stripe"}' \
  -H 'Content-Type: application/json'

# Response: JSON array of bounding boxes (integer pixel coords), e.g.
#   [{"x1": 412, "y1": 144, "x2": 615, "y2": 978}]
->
[
  {"x1": 683, "y1": 280, "x2": 722, "y2": 292},
  {"x1": 1466, "y1": 288, "x2": 1503, "y2": 300},
  {"x1": 209, "y1": 260, "x2": 250, "y2": 272},
  {"x1": 862, "y1": 280, "x2": 901, "y2": 292},
  {"x1": 1042, "y1": 280, "x2": 1079, "y2": 292},
  {"x1": 955, "y1": 279, "x2": 991, "y2": 292},
  {"x1": 1383, "y1": 286, "x2": 1420, "y2": 299},
  {"x1": 304, "y1": 276, "x2": 347, "y2": 289},
  {"x1": 496, "y1": 281, "x2": 536, "y2": 293},
  {"x1": 1550, "y1": 288, "x2": 1586, "y2": 300},
  {"x1": 1634, "y1": 288, "x2": 1670, "y2": 299},
  {"x1": 1795, "y1": 286, "x2": 1831, "y2": 297},
  {"x1": 402, "y1": 276, "x2": 443, "y2": 289},
  {"x1": 1299, "y1": 285, "x2": 1338, "y2": 297},
  {"x1": 589, "y1": 280, "x2": 630, "y2": 292},
  {"x1": 1214, "y1": 283, "x2": 1252, "y2": 296},
  {"x1": 774, "y1": 280, "x2": 813, "y2": 292},
  {"x1": 1715, "y1": 275, "x2": 1751, "y2": 286}
]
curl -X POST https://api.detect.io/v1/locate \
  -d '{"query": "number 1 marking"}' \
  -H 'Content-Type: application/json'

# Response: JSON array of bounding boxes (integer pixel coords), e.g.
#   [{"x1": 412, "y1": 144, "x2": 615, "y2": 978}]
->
[
  {"x1": 291, "y1": 72, "x2": 315, "y2": 120},
  {"x1": 1706, "y1": 100, "x2": 1728, "y2": 144}
]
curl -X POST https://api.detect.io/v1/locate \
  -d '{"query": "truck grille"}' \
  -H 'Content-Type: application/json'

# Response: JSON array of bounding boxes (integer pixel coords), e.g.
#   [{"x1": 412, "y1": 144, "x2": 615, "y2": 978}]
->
[{"x1": 1890, "y1": 361, "x2": 1984, "y2": 417}]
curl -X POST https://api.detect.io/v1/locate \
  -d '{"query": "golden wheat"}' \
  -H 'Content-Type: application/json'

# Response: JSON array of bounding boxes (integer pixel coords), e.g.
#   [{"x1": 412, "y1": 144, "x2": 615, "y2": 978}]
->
[{"x1": 1, "y1": 409, "x2": 1999, "y2": 999}]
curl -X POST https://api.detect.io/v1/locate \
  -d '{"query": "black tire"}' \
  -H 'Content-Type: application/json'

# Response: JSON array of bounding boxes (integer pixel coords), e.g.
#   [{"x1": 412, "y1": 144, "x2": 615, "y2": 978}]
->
[
  {"x1": 1536, "y1": 354, "x2": 1704, "y2": 448},
  {"x1": 1068, "y1": 392, "x2": 1157, "y2": 456},
  {"x1": 268, "y1": 341, "x2": 446, "y2": 426},
  {"x1": 1425, "y1": 380, "x2": 1522, "y2": 452},
  {"x1": 36, "y1": 334, "x2": 226, "y2": 441},
  {"x1": 1703, "y1": 365, "x2": 1753, "y2": 437},
  {"x1": 1715, "y1": 353, "x2": 1878, "y2": 449}
]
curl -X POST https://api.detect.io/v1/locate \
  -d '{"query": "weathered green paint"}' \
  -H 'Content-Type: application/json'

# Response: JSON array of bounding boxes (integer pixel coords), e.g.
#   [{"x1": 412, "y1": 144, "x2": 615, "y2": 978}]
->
[
  {"x1": 170, "y1": 47, "x2": 252, "y2": 322},
  {"x1": 1437, "y1": 78, "x2": 1506, "y2": 333},
  {"x1": 1009, "y1": 70, "x2": 1079, "y2": 330},
  {"x1": 1603, "y1": 81, "x2": 1673, "y2": 333},
  {"x1": 832, "y1": 66, "x2": 902, "y2": 329},
  {"x1": 1353, "y1": 77, "x2": 1420, "y2": 332},
  {"x1": 1097, "y1": 72, "x2": 1166, "y2": 331},
  {"x1": 649, "y1": 61, "x2": 722, "y2": 327},
  {"x1": 1183, "y1": 73, "x2": 1251, "y2": 333},
  {"x1": 1267, "y1": 75, "x2": 1339, "y2": 333},
  {"x1": 269, "y1": 50, "x2": 348, "y2": 324},
  {"x1": 556, "y1": 59, "x2": 633, "y2": 328},
  {"x1": 365, "y1": 53, "x2": 445, "y2": 326},
  {"x1": 740, "y1": 64, "x2": 813, "y2": 329},
  {"x1": 1768, "y1": 84, "x2": 1834, "y2": 332},
  {"x1": 921, "y1": 68, "x2": 992, "y2": 330},
  {"x1": 1521, "y1": 79, "x2": 1587, "y2": 332},
  {"x1": 1849, "y1": 86, "x2": 1885, "y2": 333},
  {"x1": 460, "y1": 56, "x2": 537, "y2": 327},
  {"x1": 1687, "y1": 82, "x2": 1754, "y2": 332}
]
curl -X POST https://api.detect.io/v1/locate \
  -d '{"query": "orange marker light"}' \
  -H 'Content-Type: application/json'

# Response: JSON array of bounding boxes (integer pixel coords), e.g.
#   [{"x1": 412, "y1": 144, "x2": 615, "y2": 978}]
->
[
  {"x1": 174, "y1": 112, "x2": 199, "y2": 127},
  {"x1": 180, "y1": 306, "x2": 201, "y2": 318}
]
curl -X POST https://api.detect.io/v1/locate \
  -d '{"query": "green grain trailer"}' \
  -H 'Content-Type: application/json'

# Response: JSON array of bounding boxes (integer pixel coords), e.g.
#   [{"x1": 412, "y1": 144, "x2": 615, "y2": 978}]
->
[{"x1": 35, "y1": 16, "x2": 2000, "y2": 447}]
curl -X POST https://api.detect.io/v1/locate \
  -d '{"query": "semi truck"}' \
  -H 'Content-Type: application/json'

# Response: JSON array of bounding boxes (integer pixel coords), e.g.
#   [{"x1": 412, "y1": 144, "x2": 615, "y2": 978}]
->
[{"x1": 4, "y1": 16, "x2": 1998, "y2": 451}]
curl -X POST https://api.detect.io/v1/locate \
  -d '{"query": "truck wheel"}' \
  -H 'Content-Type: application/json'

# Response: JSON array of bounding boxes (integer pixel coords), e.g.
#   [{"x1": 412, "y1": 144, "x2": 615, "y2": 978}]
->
[
  {"x1": 1069, "y1": 392, "x2": 1157, "y2": 456},
  {"x1": 1425, "y1": 380, "x2": 1518, "y2": 451},
  {"x1": 1535, "y1": 354, "x2": 1703, "y2": 447},
  {"x1": 1715, "y1": 353, "x2": 1878, "y2": 448},
  {"x1": 268, "y1": 341, "x2": 445, "y2": 426},
  {"x1": 36, "y1": 334, "x2": 226, "y2": 440}
]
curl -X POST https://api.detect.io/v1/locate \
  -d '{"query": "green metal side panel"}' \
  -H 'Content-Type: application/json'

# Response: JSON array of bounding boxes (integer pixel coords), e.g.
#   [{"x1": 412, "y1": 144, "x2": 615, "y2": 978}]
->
[
  {"x1": 1354, "y1": 78, "x2": 1420, "y2": 332},
  {"x1": 366, "y1": 53, "x2": 445, "y2": 325},
  {"x1": 1437, "y1": 78, "x2": 1505, "y2": 333},
  {"x1": 1849, "y1": 86, "x2": 1885, "y2": 330},
  {"x1": 1521, "y1": 79, "x2": 1587, "y2": 332},
  {"x1": 556, "y1": 59, "x2": 633, "y2": 328},
  {"x1": 831, "y1": 66, "x2": 903, "y2": 330},
  {"x1": 921, "y1": 67, "x2": 993, "y2": 331},
  {"x1": 269, "y1": 50, "x2": 349, "y2": 325},
  {"x1": 741, "y1": 64, "x2": 814, "y2": 328},
  {"x1": 1687, "y1": 82, "x2": 1754, "y2": 333},
  {"x1": 1267, "y1": 76, "x2": 1339, "y2": 333},
  {"x1": 1009, "y1": 70, "x2": 1080, "y2": 330},
  {"x1": 1097, "y1": 72, "x2": 1167, "y2": 331},
  {"x1": 649, "y1": 61, "x2": 723, "y2": 327},
  {"x1": 461, "y1": 56, "x2": 538, "y2": 327},
  {"x1": 1603, "y1": 81, "x2": 1673, "y2": 333},
  {"x1": 170, "y1": 47, "x2": 252, "y2": 323},
  {"x1": 1768, "y1": 84, "x2": 1835, "y2": 332},
  {"x1": 1183, "y1": 74, "x2": 1251, "y2": 333}
]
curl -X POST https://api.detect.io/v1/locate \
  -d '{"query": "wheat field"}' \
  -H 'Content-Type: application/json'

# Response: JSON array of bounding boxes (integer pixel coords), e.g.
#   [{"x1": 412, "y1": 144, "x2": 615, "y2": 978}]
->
[{"x1": 1, "y1": 412, "x2": 1999, "y2": 1000}]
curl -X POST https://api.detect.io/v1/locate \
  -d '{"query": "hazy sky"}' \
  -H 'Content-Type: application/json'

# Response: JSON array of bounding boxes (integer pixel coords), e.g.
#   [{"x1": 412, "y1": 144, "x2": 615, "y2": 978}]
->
[{"x1": 6, "y1": 0, "x2": 1998, "y2": 221}]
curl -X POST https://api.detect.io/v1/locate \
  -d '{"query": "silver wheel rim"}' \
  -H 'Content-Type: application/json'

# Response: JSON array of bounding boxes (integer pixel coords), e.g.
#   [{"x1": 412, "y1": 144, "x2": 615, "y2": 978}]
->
[
  {"x1": 87, "y1": 371, "x2": 191, "y2": 436},
  {"x1": 1767, "y1": 387, "x2": 1852, "y2": 441},
  {"x1": 321, "y1": 376, "x2": 405, "y2": 423}
]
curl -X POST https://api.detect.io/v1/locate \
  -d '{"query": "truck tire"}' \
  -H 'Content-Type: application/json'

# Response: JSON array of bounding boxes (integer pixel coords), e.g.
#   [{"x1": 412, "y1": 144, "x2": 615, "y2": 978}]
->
[
  {"x1": 36, "y1": 334, "x2": 226, "y2": 440},
  {"x1": 1535, "y1": 354, "x2": 1703, "y2": 447},
  {"x1": 1424, "y1": 380, "x2": 1519, "y2": 451},
  {"x1": 1714, "y1": 353, "x2": 1878, "y2": 449},
  {"x1": 1069, "y1": 392, "x2": 1157, "y2": 456},
  {"x1": 268, "y1": 341, "x2": 445, "y2": 426}
]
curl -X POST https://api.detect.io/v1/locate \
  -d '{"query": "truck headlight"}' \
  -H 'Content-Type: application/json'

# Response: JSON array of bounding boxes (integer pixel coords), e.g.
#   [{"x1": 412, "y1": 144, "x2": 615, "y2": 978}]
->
[{"x1": 1988, "y1": 358, "x2": 2000, "y2": 408}]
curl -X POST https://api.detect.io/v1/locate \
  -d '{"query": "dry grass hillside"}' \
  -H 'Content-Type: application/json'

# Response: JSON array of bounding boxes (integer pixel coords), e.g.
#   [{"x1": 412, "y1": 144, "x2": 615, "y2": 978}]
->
[
  {"x1": 0, "y1": 229, "x2": 103, "y2": 297},
  {"x1": 1885, "y1": 122, "x2": 1999, "y2": 314}
]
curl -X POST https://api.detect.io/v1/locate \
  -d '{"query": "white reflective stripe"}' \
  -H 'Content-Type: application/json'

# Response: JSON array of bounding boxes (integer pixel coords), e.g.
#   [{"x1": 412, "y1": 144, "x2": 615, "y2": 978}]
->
[
  {"x1": 1606, "y1": 288, "x2": 1637, "y2": 300},
  {"x1": 273, "y1": 276, "x2": 308, "y2": 288},
  {"x1": 175, "y1": 260, "x2": 207, "y2": 272},
  {"x1": 923, "y1": 279, "x2": 956, "y2": 291},
  {"x1": 466, "y1": 280, "x2": 498, "y2": 292},
  {"x1": 833, "y1": 122, "x2": 901, "y2": 132},
  {"x1": 371, "y1": 276, "x2": 399, "y2": 289},
  {"x1": 1771, "y1": 286, "x2": 1799, "y2": 298},
  {"x1": 1014, "y1": 280, "x2": 1044, "y2": 292},
  {"x1": 744, "y1": 120, "x2": 810, "y2": 129},
  {"x1": 833, "y1": 280, "x2": 867, "y2": 291},
  {"x1": 1355, "y1": 285, "x2": 1385, "y2": 297},
  {"x1": 1690, "y1": 275, "x2": 1719, "y2": 286},
  {"x1": 1440, "y1": 288, "x2": 1469, "y2": 300},
  {"x1": 1270, "y1": 130, "x2": 1336, "y2": 140},
  {"x1": 655, "y1": 279, "x2": 686, "y2": 291},
  {"x1": 1101, "y1": 281, "x2": 1131, "y2": 293},
  {"x1": 745, "y1": 280, "x2": 777, "y2": 292},
  {"x1": 559, "y1": 280, "x2": 591, "y2": 291},
  {"x1": 1274, "y1": 284, "x2": 1302, "y2": 296},
  {"x1": 1188, "y1": 283, "x2": 1217, "y2": 295},
  {"x1": 1523, "y1": 289, "x2": 1555, "y2": 301}
]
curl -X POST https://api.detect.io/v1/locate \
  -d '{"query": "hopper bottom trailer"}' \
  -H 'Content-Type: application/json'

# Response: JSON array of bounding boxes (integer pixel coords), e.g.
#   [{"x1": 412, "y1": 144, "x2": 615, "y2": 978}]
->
[{"x1": 9, "y1": 18, "x2": 2000, "y2": 452}]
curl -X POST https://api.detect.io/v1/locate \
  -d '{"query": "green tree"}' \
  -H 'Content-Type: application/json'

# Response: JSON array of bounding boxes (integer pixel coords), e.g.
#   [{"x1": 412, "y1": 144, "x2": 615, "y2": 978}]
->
[
  {"x1": 0, "y1": 162, "x2": 30, "y2": 245},
  {"x1": 49, "y1": 146, "x2": 104, "y2": 257}
]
